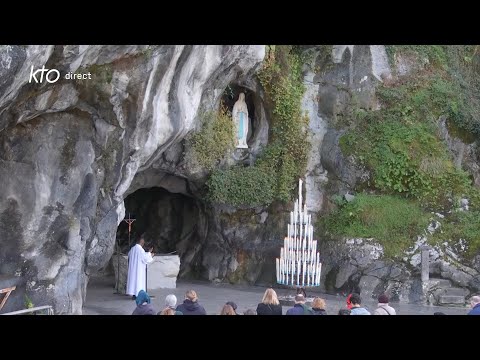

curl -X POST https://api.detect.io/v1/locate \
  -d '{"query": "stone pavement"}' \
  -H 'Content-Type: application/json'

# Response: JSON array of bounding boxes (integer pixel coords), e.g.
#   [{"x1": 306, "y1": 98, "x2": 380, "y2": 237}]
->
[{"x1": 83, "y1": 276, "x2": 471, "y2": 315}]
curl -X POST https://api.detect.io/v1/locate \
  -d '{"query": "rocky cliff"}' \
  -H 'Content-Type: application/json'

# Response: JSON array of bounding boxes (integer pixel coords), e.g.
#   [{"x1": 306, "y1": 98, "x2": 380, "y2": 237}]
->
[
  {"x1": 0, "y1": 45, "x2": 265, "y2": 313},
  {"x1": 1, "y1": 45, "x2": 479, "y2": 314},
  {"x1": 313, "y1": 45, "x2": 480, "y2": 305}
]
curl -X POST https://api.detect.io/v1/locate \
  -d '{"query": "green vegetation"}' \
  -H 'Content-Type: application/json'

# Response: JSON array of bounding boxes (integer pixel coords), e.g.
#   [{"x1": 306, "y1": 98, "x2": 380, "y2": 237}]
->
[
  {"x1": 84, "y1": 63, "x2": 113, "y2": 84},
  {"x1": 431, "y1": 210, "x2": 480, "y2": 258},
  {"x1": 25, "y1": 295, "x2": 34, "y2": 309},
  {"x1": 186, "y1": 107, "x2": 236, "y2": 171},
  {"x1": 323, "y1": 46, "x2": 480, "y2": 257},
  {"x1": 385, "y1": 45, "x2": 448, "y2": 69},
  {"x1": 384, "y1": 45, "x2": 480, "y2": 137},
  {"x1": 319, "y1": 194, "x2": 430, "y2": 258},
  {"x1": 206, "y1": 45, "x2": 310, "y2": 206}
]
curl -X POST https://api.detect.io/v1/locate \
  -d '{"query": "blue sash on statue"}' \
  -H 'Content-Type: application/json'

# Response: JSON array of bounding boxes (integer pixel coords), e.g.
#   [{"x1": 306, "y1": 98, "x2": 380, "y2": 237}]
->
[{"x1": 238, "y1": 112, "x2": 244, "y2": 140}]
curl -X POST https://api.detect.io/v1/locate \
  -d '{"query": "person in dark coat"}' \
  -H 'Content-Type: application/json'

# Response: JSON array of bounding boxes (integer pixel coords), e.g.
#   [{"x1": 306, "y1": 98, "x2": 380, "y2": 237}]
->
[
  {"x1": 256, "y1": 288, "x2": 283, "y2": 315},
  {"x1": 286, "y1": 294, "x2": 313, "y2": 315},
  {"x1": 311, "y1": 297, "x2": 327, "y2": 315},
  {"x1": 468, "y1": 296, "x2": 480, "y2": 315},
  {"x1": 132, "y1": 290, "x2": 156, "y2": 315},
  {"x1": 176, "y1": 290, "x2": 207, "y2": 315}
]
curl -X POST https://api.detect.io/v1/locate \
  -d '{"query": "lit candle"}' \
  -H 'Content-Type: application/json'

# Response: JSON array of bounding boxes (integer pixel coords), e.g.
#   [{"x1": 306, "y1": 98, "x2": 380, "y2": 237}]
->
[
  {"x1": 317, "y1": 263, "x2": 322, "y2": 286},
  {"x1": 280, "y1": 259, "x2": 283, "y2": 283},
  {"x1": 297, "y1": 260, "x2": 300, "y2": 286},
  {"x1": 307, "y1": 264, "x2": 310, "y2": 287},
  {"x1": 302, "y1": 259, "x2": 306, "y2": 287},
  {"x1": 276, "y1": 258, "x2": 280, "y2": 283},
  {"x1": 294, "y1": 201, "x2": 298, "y2": 223},
  {"x1": 300, "y1": 216, "x2": 303, "y2": 243},
  {"x1": 299, "y1": 179, "x2": 303, "y2": 213},
  {"x1": 291, "y1": 260, "x2": 295, "y2": 286}
]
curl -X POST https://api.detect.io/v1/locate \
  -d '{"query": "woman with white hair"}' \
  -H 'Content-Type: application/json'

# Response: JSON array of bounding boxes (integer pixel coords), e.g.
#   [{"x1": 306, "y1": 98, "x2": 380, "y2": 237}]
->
[{"x1": 157, "y1": 294, "x2": 183, "y2": 315}]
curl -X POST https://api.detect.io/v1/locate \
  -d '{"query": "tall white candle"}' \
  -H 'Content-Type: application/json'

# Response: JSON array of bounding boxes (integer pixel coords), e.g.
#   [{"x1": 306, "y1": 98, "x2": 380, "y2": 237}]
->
[
  {"x1": 291, "y1": 260, "x2": 295, "y2": 286},
  {"x1": 276, "y1": 258, "x2": 279, "y2": 283},
  {"x1": 299, "y1": 179, "x2": 303, "y2": 213},
  {"x1": 297, "y1": 261, "x2": 300, "y2": 285},
  {"x1": 318, "y1": 263, "x2": 322, "y2": 286},
  {"x1": 281, "y1": 259, "x2": 285, "y2": 283},
  {"x1": 294, "y1": 200, "x2": 298, "y2": 223},
  {"x1": 302, "y1": 259, "x2": 306, "y2": 286},
  {"x1": 306, "y1": 264, "x2": 310, "y2": 287}
]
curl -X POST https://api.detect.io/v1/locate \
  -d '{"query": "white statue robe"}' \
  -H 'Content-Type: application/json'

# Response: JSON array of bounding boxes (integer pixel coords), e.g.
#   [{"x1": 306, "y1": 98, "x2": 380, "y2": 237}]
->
[
  {"x1": 126, "y1": 244, "x2": 153, "y2": 296},
  {"x1": 232, "y1": 94, "x2": 249, "y2": 148}
]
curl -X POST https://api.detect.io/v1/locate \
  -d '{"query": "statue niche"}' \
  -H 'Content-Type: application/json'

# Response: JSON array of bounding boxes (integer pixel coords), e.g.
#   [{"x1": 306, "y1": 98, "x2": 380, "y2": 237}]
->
[{"x1": 232, "y1": 92, "x2": 249, "y2": 149}]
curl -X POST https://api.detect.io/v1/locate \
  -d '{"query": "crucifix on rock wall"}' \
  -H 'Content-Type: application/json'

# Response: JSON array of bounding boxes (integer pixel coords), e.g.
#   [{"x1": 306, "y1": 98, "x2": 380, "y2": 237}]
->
[{"x1": 124, "y1": 213, "x2": 136, "y2": 250}]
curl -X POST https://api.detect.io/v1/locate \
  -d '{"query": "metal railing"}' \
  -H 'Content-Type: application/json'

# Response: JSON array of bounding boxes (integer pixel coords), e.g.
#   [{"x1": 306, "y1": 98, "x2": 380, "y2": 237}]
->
[{"x1": 1, "y1": 305, "x2": 54, "y2": 315}]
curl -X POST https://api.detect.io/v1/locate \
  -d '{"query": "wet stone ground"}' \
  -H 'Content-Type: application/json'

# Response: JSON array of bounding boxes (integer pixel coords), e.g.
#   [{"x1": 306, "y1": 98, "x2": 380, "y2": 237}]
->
[{"x1": 83, "y1": 276, "x2": 470, "y2": 315}]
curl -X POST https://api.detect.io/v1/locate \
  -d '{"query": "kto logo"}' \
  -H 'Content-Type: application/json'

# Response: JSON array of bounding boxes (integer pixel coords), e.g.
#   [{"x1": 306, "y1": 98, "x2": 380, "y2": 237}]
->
[{"x1": 29, "y1": 65, "x2": 60, "y2": 84}]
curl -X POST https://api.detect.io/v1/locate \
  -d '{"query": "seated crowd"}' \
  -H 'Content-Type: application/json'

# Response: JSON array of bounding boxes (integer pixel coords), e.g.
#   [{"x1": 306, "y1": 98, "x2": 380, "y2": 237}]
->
[{"x1": 131, "y1": 288, "x2": 480, "y2": 315}]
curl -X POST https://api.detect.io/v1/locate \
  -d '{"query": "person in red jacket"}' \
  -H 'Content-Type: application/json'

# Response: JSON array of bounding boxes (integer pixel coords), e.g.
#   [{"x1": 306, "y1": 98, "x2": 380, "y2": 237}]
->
[{"x1": 346, "y1": 294, "x2": 353, "y2": 309}]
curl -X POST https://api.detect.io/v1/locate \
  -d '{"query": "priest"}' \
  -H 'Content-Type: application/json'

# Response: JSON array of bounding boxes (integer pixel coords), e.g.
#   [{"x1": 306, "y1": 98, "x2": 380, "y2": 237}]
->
[{"x1": 126, "y1": 235, "x2": 154, "y2": 299}]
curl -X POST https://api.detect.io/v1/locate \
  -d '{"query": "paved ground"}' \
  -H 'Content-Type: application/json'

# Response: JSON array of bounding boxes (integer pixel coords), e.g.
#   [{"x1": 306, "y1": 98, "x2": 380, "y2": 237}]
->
[{"x1": 83, "y1": 276, "x2": 471, "y2": 315}]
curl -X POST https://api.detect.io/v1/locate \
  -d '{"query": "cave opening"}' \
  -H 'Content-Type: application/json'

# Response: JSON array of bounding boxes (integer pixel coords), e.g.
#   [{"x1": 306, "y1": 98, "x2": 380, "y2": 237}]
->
[{"x1": 116, "y1": 187, "x2": 203, "y2": 263}]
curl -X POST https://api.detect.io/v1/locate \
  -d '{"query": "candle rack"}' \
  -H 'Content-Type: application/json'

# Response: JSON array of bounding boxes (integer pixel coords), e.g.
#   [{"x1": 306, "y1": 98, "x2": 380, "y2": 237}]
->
[{"x1": 276, "y1": 179, "x2": 321, "y2": 288}]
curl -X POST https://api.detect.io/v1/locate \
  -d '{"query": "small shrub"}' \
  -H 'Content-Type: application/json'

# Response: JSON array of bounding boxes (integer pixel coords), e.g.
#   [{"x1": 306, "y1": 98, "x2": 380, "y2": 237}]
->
[
  {"x1": 207, "y1": 166, "x2": 276, "y2": 207},
  {"x1": 186, "y1": 106, "x2": 236, "y2": 171}
]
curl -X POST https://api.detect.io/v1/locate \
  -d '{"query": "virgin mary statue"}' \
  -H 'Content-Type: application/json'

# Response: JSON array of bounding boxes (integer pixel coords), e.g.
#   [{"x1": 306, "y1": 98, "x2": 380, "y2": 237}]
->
[{"x1": 232, "y1": 93, "x2": 249, "y2": 149}]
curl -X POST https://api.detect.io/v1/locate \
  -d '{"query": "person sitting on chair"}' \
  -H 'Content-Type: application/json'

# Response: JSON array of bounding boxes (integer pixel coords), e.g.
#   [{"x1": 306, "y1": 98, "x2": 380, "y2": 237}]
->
[{"x1": 132, "y1": 290, "x2": 156, "y2": 315}]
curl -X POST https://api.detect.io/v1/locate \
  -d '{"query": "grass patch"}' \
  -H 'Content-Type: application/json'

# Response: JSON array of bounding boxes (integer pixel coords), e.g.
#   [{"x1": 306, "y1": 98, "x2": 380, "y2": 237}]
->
[{"x1": 319, "y1": 194, "x2": 430, "y2": 258}]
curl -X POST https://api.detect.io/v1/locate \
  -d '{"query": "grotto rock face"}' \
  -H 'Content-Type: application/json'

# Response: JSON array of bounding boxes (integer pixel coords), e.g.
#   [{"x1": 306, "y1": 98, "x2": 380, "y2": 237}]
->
[
  {"x1": 0, "y1": 45, "x2": 265, "y2": 313},
  {"x1": 2, "y1": 44, "x2": 479, "y2": 313},
  {"x1": 314, "y1": 45, "x2": 480, "y2": 304}
]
